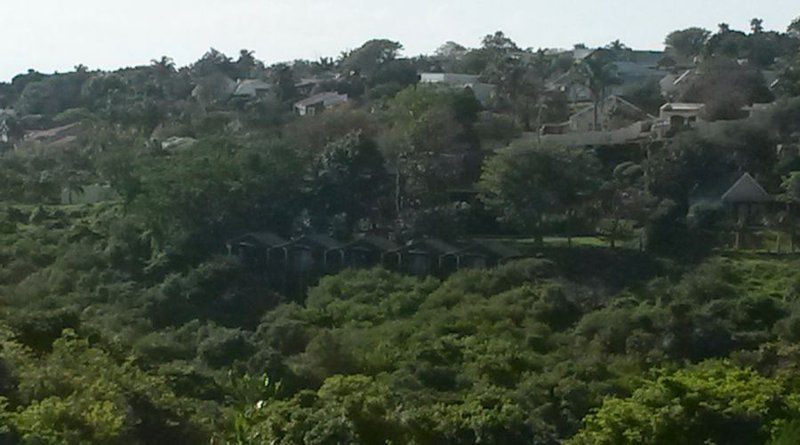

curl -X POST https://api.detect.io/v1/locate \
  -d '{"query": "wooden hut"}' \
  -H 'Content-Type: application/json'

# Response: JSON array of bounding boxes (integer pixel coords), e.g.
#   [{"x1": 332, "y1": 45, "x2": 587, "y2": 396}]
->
[
  {"x1": 721, "y1": 173, "x2": 772, "y2": 227},
  {"x1": 273, "y1": 234, "x2": 345, "y2": 275},
  {"x1": 226, "y1": 232, "x2": 287, "y2": 269},
  {"x1": 393, "y1": 239, "x2": 460, "y2": 277},
  {"x1": 339, "y1": 235, "x2": 399, "y2": 269}
]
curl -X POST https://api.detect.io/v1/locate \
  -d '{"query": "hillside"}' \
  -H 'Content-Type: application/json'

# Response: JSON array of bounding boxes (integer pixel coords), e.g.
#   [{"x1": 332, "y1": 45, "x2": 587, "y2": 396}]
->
[{"x1": 1, "y1": 19, "x2": 800, "y2": 444}]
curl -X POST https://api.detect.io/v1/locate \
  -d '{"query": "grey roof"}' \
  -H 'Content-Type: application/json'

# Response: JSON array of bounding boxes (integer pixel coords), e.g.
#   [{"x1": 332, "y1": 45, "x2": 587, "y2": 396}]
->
[
  {"x1": 347, "y1": 235, "x2": 399, "y2": 252},
  {"x1": 570, "y1": 95, "x2": 654, "y2": 120},
  {"x1": 660, "y1": 102, "x2": 705, "y2": 112},
  {"x1": 229, "y1": 232, "x2": 287, "y2": 248},
  {"x1": 233, "y1": 79, "x2": 273, "y2": 97},
  {"x1": 721, "y1": 173, "x2": 772, "y2": 204},
  {"x1": 401, "y1": 239, "x2": 460, "y2": 255},
  {"x1": 288, "y1": 234, "x2": 345, "y2": 251},
  {"x1": 294, "y1": 92, "x2": 348, "y2": 108}
]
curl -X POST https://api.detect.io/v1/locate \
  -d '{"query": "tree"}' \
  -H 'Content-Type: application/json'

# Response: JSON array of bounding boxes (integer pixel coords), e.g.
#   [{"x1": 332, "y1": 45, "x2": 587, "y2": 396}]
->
[
  {"x1": 665, "y1": 28, "x2": 711, "y2": 59},
  {"x1": 605, "y1": 40, "x2": 630, "y2": 51},
  {"x1": 340, "y1": 39, "x2": 403, "y2": 78},
  {"x1": 306, "y1": 132, "x2": 390, "y2": 234},
  {"x1": 790, "y1": 16, "x2": 800, "y2": 37},
  {"x1": 234, "y1": 49, "x2": 261, "y2": 78},
  {"x1": 706, "y1": 25, "x2": 749, "y2": 59},
  {"x1": 751, "y1": 18, "x2": 765, "y2": 34},
  {"x1": 150, "y1": 56, "x2": 176, "y2": 77},
  {"x1": 270, "y1": 63, "x2": 297, "y2": 102},
  {"x1": 572, "y1": 51, "x2": 620, "y2": 130},
  {"x1": 191, "y1": 48, "x2": 236, "y2": 78},
  {"x1": 569, "y1": 361, "x2": 800, "y2": 445},
  {"x1": 682, "y1": 58, "x2": 773, "y2": 120},
  {"x1": 479, "y1": 142, "x2": 601, "y2": 242},
  {"x1": 597, "y1": 218, "x2": 635, "y2": 249},
  {"x1": 485, "y1": 54, "x2": 546, "y2": 130},
  {"x1": 382, "y1": 85, "x2": 481, "y2": 213},
  {"x1": 435, "y1": 41, "x2": 468, "y2": 60},
  {"x1": 481, "y1": 31, "x2": 520, "y2": 54}
]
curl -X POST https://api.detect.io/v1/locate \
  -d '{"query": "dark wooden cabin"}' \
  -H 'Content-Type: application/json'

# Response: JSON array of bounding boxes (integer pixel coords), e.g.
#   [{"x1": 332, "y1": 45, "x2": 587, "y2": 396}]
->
[
  {"x1": 721, "y1": 172, "x2": 772, "y2": 227},
  {"x1": 339, "y1": 235, "x2": 399, "y2": 269},
  {"x1": 393, "y1": 239, "x2": 461, "y2": 277},
  {"x1": 272, "y1": 234, "x2": 345, "y2": 275},
  {"x1": 226, "y1": 232, "x2": 287, "y2": 269}
]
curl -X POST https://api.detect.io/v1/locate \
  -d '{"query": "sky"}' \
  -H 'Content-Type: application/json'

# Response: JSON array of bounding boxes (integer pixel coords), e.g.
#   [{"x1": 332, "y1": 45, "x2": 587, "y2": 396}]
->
[{"x1": 0, "y1": 0, "x2": 798, "y2": 81}]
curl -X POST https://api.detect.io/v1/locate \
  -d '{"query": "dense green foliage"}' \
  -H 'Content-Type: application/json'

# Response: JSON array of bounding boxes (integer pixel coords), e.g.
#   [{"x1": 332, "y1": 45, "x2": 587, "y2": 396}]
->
[{"x1": 1, "y1": 16, "x2": 800, "y2": 445}]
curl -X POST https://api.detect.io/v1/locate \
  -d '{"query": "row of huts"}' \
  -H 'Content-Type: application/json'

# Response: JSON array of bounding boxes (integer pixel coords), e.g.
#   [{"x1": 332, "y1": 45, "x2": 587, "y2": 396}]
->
[{"x1": 226, "y1": 233, "x2": 523, "y2": 279}]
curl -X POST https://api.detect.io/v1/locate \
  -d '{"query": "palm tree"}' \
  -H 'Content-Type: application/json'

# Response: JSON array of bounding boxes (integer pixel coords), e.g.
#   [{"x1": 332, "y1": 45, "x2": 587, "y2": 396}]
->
[{"x1": 572, "y1": 53, "x2": 620, "y2": 131}]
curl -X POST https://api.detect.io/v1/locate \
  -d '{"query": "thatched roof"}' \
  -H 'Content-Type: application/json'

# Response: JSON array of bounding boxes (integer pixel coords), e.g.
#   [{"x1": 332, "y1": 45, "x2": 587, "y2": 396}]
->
[{"x1": 721, "y1": 173, "x2": 771, "y2": 204}]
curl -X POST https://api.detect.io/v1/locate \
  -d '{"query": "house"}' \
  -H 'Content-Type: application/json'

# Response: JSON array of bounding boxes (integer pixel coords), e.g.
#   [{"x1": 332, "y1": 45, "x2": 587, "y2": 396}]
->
[
  {"x1": 190, "y1": 76, "x2": 237, "y2": 103},
  {"x1": 546, "y1": 71, "x2": 593, "y2": 103},
  {"x1": 549, "y1": 49, "x2": 670, "y2": 103},
  {"x1": 721, "y1": 173, "x2": 772, "y2": 227},
  {"x1": 659, "y1": 69, "x2": 696, "y2": 99},
  {"x1": 392, "y1": 238, "x2": 461, "y2": 277},
  {"x1": 338, "y1": 235, "x2": 399, "y2": 269},
  {"x1": 295, "y1": 77, "x2": 336, "y2": 96},
  {"x1": 567, "y1": 95, "x2": 654, "y2": 132},
  {"x1": 656, "y1": 102, "x2": 705, "y2": 138},
  {"x1": 742, "y1": 103, "x2": 774, "y2": 119},
  {"x1": 294, "y1": 92, "x2": 349, "y2": 116},
  {"x1": 443, "y1": 240, "x2": 523, "y2": 270},
  {"x1": 419, "y1": 72, "x2": 496, "y2": 104},
  {"x1": 232, "y1": 79, "x2": 273, "y2": 99},
  {"x1": 226, "y1": 232, "x2": 288, "y2": 269}
]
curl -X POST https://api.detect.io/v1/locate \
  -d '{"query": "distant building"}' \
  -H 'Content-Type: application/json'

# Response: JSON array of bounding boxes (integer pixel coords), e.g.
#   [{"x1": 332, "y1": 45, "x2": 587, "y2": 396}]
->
[
  {"x1": 419, "y1": 72, "x2": 496, "y2": 104},
  {"x1": 226, "y1": 232, "x2": 288, "y2": 269},
  {"x1": 659, "y1": 69, "x2": 696, "y2": 99},
  {"x1": 392, "y1": 238, "x2": 461, "y2": 277},
  {"x1": 232, "y1": 79, "x2": 273, "y2": 99},
  {"x1": 721, "y1": 172, "x2": 772, "y2": 227},
  {"x1": 741, "y1": 103, "x2": 774, "y2": 119},
  {"x1": 338, "y1": 235, "x2": 399, "y2": 269},
  {"x1": 656, "y1": 102, "x2": 705, "y2": 138},
  {"x1": 567, "y1": 95, "x2": 654, "y2": 132},
  {"x1": 274, "y1": 234, "x2": 345, "y2": 275},
  {"x1": 294, "y1": 92, "x2": 349, "y2": 116},
  {"x1": 548, "y1": 49, "x2": 670, "y2": 103}
]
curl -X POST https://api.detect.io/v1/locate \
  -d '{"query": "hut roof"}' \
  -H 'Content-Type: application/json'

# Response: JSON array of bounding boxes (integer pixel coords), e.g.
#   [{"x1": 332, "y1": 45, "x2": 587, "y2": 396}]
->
[
  {"x1": 402, "y1": 239, "x2": 461, "y2": 255},
  {"x1": 228, "y1": 232, "x2": 287, "y2": 248},
  {"x1": 721, "y1": 173, "x2": 771, "y2": 204},
  {"x1": 283, "y1": 234, "x2": 345, "y2": 251},
  {"x1": 347, "y1": 235, "x2": 399, "y2": 252}
]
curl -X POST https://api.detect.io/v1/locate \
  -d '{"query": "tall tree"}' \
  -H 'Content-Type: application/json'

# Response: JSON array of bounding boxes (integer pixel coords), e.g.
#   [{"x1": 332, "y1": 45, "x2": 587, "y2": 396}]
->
[
  {"x1": 572, "y1": 51, "x2": 620, "y2": 130},
  {"x1": 479, "y1": 142, "x2": 601, "y2": 242},
  {"x1": 665, "y1": 27, "x2": 711, "y2": 59}
]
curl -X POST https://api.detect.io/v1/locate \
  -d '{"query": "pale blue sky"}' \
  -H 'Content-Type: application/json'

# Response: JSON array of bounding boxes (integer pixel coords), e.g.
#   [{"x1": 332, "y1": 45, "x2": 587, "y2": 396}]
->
[{"x1": 0, "y1": 0, "x2": 797, "y2": 81}]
